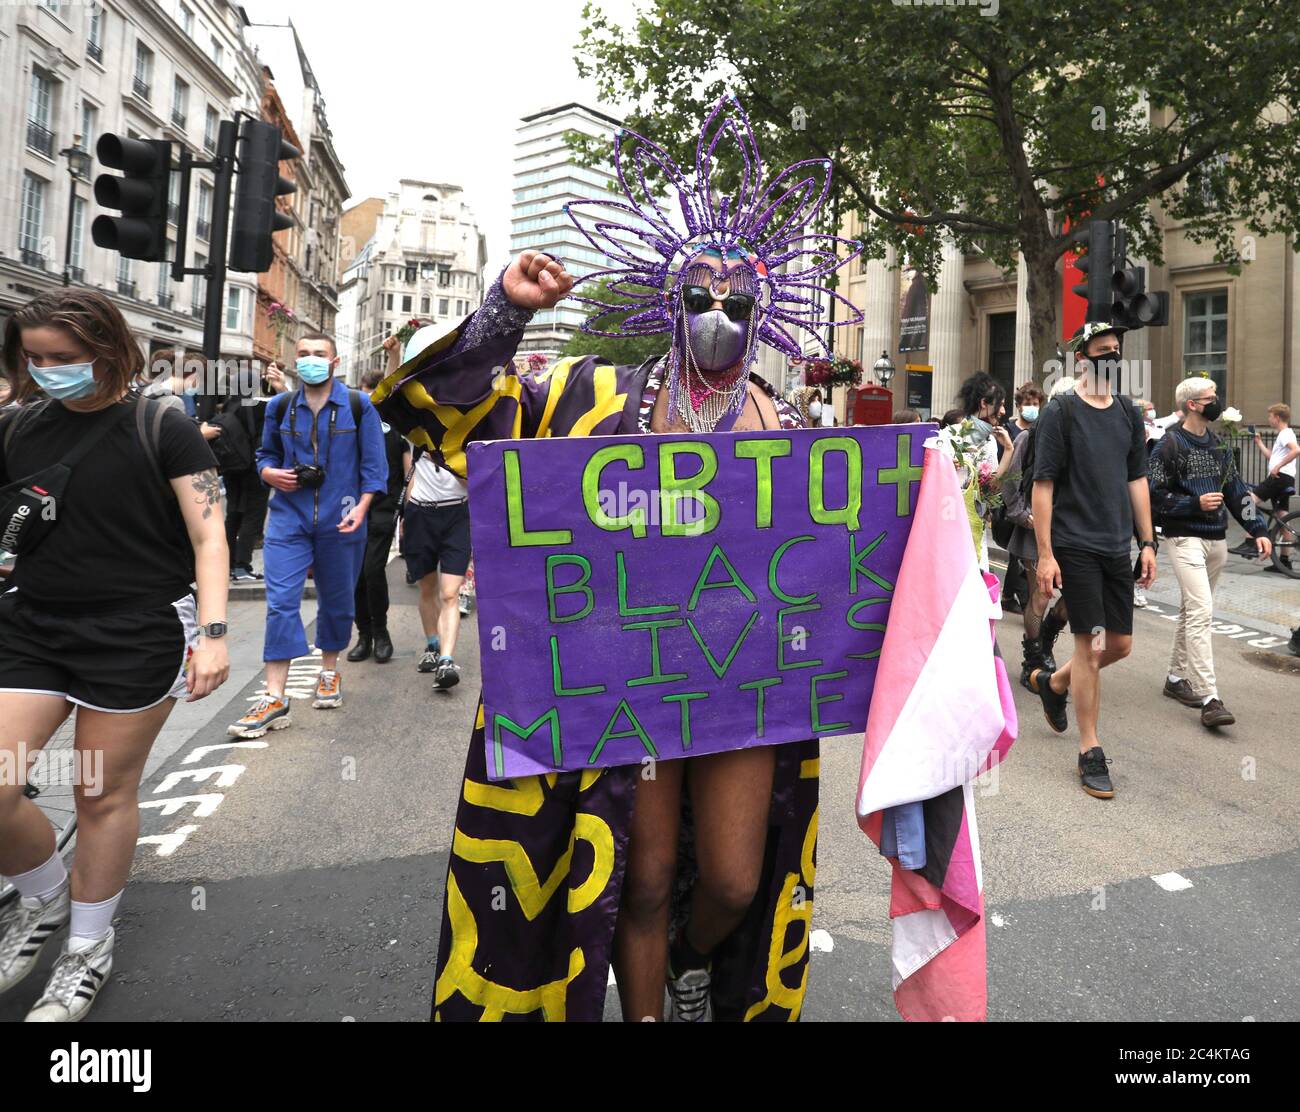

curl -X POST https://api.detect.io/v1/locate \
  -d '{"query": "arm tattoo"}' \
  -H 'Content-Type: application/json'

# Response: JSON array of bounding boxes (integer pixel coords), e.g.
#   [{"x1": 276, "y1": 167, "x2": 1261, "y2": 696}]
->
[{"x1": 191, "y1": 469, "x2": 221, "y2": 520}]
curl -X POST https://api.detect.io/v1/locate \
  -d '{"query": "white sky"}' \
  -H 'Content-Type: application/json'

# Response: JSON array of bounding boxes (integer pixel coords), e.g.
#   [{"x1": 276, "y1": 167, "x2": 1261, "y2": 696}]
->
[{"x1": 264, "y1": 0, "x2": 642, "y2": 273}]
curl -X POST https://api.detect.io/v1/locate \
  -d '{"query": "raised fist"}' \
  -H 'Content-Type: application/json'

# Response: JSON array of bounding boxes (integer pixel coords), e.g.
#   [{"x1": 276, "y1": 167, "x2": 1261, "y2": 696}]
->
[{"x1": 503, "y1": 250, "x2": 575, "y2": 310}]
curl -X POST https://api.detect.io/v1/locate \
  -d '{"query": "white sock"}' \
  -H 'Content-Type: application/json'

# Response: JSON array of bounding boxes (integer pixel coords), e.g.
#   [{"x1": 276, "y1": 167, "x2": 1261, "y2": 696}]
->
[
  {"x1": 1201, "y1": 694, "x2": 1216, "y2": 706},
  {"x1": 70, "y1": 890, "x2": 124, "y2": 944},
  {"x1": 1168, "y1": 673, "x2": 1183, "y2": 684},
  {"x1": 7, "y1": 850, "x2": 69, "y2": 902}
]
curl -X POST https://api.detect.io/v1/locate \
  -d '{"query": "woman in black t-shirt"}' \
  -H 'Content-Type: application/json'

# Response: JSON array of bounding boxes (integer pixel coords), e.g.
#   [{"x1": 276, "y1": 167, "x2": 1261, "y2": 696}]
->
[{"x1": 0, "y1": 289, "x2": 230, "y2": 1022}]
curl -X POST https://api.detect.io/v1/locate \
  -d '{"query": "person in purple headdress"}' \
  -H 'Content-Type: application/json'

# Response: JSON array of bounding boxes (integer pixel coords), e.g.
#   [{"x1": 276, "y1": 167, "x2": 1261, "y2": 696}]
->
[{"x1": 374, "y1": 95, "x2": 861, "y2": 1022}]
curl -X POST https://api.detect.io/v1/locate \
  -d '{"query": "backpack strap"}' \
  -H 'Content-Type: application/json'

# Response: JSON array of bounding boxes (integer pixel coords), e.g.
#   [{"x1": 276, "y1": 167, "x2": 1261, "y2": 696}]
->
[
  {"x1": 348, "y1": 388, "x2": 363, "y2": 428},
  {"x1": 134, "y1": 396, "x2": 173, "y2": 491},
  {"x1": 3, "y1": 399, "x2": 52, "y2": 460}
]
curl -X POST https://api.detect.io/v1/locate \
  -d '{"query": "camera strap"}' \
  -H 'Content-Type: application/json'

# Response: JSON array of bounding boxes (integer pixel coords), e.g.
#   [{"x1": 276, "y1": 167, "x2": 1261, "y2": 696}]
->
[{"x1": 287, "y1": 389, "x2": 340, "y2": 471}]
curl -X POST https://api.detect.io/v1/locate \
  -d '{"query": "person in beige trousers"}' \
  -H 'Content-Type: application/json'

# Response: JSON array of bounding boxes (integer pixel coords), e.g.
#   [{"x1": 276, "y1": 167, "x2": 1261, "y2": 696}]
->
[{"x1": 1148, "y1": 377, "x2": 1272, "y2": 728}]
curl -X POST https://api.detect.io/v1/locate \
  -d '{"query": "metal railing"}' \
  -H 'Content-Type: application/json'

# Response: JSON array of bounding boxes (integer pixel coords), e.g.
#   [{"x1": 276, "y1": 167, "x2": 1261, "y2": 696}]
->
[
  {"x1": 87, "y1": 41, "x2": 103, "y2": 64},
  {"x1": 117, "y1": 279, "x2": 137, "y2": 298},
  {"x1": 132, "y1": 75, "x2": 151, "y2": 101},
  {"x1": 171, "y1": 109, "x2": 187, "y2": 130},
  {"x1": 68, "y1": 265, "x2": 85, "y2": 283},
  {"x1": 203, "y1": 133, "x2": 217, "y2": 154},
  {"x1": 157, "y1": 292, "x2": 173, "y2": 310},
  {"x1": 1229, "y1": 427, "x2": 1298, "y2": 489},
  {"x1": 196, "y1": 218, "x2": 211, "y2": 241},
  {"x1": 20, "y1": 248, "x2": 47, "y2": 270},
  {"x1": 168, "y1": 203, "x2": 179, "y2": 225},
  {"x1": 26, "y1": 120, "x2": 55, "y2": 157}
]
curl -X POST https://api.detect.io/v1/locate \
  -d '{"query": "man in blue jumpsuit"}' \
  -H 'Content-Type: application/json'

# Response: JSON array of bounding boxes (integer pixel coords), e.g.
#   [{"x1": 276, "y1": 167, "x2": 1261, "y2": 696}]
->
[{"x1": 227, "y1": 332, "x2": 388, "y2": 738}]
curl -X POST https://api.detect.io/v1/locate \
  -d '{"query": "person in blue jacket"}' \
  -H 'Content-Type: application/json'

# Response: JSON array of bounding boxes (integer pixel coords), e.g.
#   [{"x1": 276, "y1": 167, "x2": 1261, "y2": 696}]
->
[{"x1": 227, "y1": 332, "x2": 388, "y2": 737}]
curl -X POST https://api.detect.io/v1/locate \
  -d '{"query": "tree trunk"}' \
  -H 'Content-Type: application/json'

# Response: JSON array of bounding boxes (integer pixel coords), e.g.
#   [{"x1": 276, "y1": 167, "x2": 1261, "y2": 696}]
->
[{"x1": 1022, "y1": 242, "x2": 1062, "y2": 386}]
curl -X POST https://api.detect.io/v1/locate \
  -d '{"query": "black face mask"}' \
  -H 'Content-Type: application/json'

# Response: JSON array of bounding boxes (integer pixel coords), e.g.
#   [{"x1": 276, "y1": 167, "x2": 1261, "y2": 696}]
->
[{"x1": 1197, "y1": 398, "x2": 1223, "y2": 422}]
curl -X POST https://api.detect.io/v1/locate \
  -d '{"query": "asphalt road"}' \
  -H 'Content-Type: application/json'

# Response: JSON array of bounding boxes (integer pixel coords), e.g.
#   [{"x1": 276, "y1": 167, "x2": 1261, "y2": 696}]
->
[{"x1": 3, "y1": 559, "x2": 1296, "y2": 1023}]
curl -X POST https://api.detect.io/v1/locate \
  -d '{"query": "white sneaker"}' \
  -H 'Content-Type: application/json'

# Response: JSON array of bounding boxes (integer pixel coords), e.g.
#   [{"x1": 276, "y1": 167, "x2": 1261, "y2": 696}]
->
[
  {"x1": 666, "y1": 964, "x2": 712, "y2": 1022},
  {"x1": 1133, "y1": 585, "x2": 1148, "y2": 608},
  {"x1": 0, "y1": 888, "x2": 70, "y2": 996},
  {"x1": 25, "y1": 929, "x2": 114, "y2": 1022}
]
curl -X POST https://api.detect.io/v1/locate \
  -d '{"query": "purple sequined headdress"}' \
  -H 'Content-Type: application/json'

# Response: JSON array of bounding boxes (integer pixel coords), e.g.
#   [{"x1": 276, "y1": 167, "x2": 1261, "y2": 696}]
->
[{"x1": 564, "y1": 94, "x2": 864, "y2": 361}]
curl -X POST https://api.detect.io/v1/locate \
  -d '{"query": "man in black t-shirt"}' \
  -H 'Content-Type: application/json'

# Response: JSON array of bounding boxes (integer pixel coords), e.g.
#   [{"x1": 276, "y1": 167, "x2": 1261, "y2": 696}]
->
[{"x1": 1029, "y1": 322, "x2": 1158, "y2": 800}]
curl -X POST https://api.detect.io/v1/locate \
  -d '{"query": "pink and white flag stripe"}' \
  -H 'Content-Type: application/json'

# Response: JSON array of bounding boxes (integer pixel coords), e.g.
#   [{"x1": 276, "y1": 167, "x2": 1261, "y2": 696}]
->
[{"x1": 857, "y1": 445, "x2": 1018, "y2": 1021}]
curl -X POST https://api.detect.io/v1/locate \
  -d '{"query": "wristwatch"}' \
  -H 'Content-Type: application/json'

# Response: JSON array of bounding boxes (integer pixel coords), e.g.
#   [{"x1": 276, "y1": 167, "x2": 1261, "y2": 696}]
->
[
  {"x1": 198, "y1": 621, "x2": 228, "y2": 638},
  {"x1": 1138, "y1": 540, "x2": 1157, "y2": 551}
]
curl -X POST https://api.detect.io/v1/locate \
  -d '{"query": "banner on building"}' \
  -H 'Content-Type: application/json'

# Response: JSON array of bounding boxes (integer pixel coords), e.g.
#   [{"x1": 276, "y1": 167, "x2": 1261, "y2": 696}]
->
[
  {"x1": 467, "y1": 426, "x2": 926, "y2": 779},
  {"x1": 898, "y1": 267, "x2": 930, "y2": 353}
]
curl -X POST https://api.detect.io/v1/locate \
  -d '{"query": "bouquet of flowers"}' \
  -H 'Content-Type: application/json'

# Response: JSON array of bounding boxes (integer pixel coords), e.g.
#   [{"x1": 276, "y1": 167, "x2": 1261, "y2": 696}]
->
[
  {"x1": 932, "y1": 416, "x2": 1005, "y2": 512},
  {"x1": 266, "y1": 300, "x2": 296, "y2": 341},
  {"x1": 526, "y1": 353, "x2": 548, "y2": 373}
]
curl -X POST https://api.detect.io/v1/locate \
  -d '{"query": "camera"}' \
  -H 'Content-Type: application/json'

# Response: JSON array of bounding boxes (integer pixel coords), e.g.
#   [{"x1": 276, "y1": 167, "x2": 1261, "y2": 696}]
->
[{"x1": 293, "y1": 463, "x2": 326, "y2": 489}]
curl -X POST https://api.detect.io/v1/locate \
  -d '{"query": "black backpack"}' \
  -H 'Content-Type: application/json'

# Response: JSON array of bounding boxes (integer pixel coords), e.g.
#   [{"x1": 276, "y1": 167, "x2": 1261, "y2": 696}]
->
[{"x1": 1020, "y1": 393, "x2": 1143, "y2": 504}]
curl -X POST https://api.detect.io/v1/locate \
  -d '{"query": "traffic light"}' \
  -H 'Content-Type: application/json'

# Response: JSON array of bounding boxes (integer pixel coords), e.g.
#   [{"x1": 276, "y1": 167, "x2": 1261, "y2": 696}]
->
[
  {"x1": 1071, "y1": 220, "x2": 1113, "y2": 324},
  {"x1": 91, "y1": 135, "x2": 172, "y2": 261},
  {"x1": 228, "y1": 120, "x2": 300, "y2": 273},
  {"x1": 1112, "y1": 254, "x2": 1170, "y2": 329}
]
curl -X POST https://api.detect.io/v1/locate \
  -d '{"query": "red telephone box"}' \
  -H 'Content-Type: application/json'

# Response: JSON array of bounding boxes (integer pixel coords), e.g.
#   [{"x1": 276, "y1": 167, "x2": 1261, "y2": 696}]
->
[{"x1": 851, "y1": 384, "x2": 893, "y2": 426}]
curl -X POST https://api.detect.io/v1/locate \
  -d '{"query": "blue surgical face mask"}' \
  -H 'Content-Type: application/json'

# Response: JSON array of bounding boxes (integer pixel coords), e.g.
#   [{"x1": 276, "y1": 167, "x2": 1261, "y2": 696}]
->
[
  {"x1": 296, "y1": 356, "x2": 332, "y2": 385},
  {"x1": 1021, "y1": 405, "x2": 1039, "y2": 423},
  {"x1": 27, "y1": 359, "x2": 98, "y2": 401}
]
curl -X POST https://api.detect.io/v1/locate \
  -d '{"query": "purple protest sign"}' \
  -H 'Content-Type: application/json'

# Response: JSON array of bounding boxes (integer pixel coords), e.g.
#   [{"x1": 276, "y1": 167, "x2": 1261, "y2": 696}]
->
[{"x1": 467, "y1": 425, "x2": 929, "y2": 780}]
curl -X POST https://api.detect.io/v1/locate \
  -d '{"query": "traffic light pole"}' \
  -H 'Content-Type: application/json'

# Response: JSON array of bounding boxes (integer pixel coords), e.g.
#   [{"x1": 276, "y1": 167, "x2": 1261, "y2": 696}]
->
[{"x1": 203, "y1": 119, "x2": 237, "y2": 367}]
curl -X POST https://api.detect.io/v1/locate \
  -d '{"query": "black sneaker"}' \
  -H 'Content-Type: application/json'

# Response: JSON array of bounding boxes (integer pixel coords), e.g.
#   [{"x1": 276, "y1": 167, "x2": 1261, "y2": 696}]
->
[
  {"x1": 1162, "y1": 677, "x2": 1201, "y2": 707},
  {"x1": 230, "y1": 566, "x2": 263, "y2": 582},
  {"x1": 1228, "y1": 539, "x2": 1257, "y2": 557},
  {"x1": 434, "y1": 657, "x2": 460, "y2": 690},
  {"x1": 1029, "y1": 668, "x2": 1069, "y2": 733},
  {"x1": 417, "y1": 646, "x2": 441, "y2": 673},
  {"x1": 1078, "y1": 747, "x2": 1114, "y2": 798}
]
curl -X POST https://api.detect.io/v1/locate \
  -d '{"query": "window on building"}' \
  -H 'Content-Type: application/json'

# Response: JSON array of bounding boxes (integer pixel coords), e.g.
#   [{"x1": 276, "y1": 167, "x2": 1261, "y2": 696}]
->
[
  {"x1": 1183, "y1": 289, "x2": 1228, "y2": 393},
  {"x1": 171, "y1": 76, "x2": 188, "y2": 128},
  {"x1": 70, "y1": 196, "x2": 86, "y2": 272},
  {"x1": 167, "y1": 172, "x2": 180, "y2": 225},
  {"x1": 27, "y1": 69, "x2": 54, "y2": 157},
  {"x1": 19, "y1": 173, "x2": 46, "y2": 263},
  {"x1": 203, "y1": 106, "x2": 219, "y2": 152},
  {"x1": 225, "y1": 286, "x2": 242, "y2": 331},
  {"x1": 133, "y1": 42, "x2": 153, "y2": 100},
  {"x1": 385, "y1": 293, "x2": 394, "y2": 311},
  {"x1": 178, "y1": 3, "x2": 194, "y2": 35},
  {"x1": 196, "y1": 181, "x2": 213, "y2": 240},
  {"x1": 192, "y1": 253, "x2": 207, "y2": 314},
  {"x1": 438, "y1": 265, "x2": 451, "y2": 287},
  {"x1": 116, "y1": 255, "x2": 134, "y2": 297},
  {"x1": 79, "y1": 102, "x2": 98, "y2": 151},
  {"x1": 421, "y1": 262, "x2": 435, "y2": 279},
  {"x1": 420, "y1": 296, "x2": 430, "y2": 314},
  {"x1": 158, "y1": 257, "x2": 172, "y2": 307},
  {"x1": 402, "y1": 295, "x2": 412, "y2": 313},
  {"x1": 438, "y1": 298, "x2": 449, "y2": 315},
  {"x1": 405, "y1": 265, "x2": 417, "y2": 284},
  {"x1": 209, "y1": 36, "x2": 224, "y2": 68},
  {"x1": 87, "y1": 4, "x2": 105, "y2": 60}
]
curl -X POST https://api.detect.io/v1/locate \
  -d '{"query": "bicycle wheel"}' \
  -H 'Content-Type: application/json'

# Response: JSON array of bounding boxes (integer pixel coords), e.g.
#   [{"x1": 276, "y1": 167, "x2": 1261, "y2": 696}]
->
[
  {"x1": 0, "y1": 717, "x2": 78, "y2": 909},
  {"x1": 1269, "y1": 510, "x2": 1300, "y2": 579}
]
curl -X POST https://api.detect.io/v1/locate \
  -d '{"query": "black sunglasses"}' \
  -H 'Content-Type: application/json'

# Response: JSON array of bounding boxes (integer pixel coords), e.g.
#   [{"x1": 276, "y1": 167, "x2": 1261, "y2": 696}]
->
[{"x1": 681, "y1": 285, "x2": 756, "y2": 322}]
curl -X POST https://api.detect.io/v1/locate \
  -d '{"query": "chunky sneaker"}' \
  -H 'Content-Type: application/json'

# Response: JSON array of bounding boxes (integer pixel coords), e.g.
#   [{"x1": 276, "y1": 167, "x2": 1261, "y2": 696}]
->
[
  {"x1": 1029, "y1": 668, "x2": 1069, "y2": 734},
  {"x1": 25, "y1": 930, "x2": 114, "y2": 1022},
  {"x1": 1078, "y1": 747, "x2": 1115, "y2": 799},
  {"x1": 1133, "y1": 584, "x2": 1147, "y2": 608},
  {"x1": 1019, "y1": 636, "x2": 1046, "y2": 692},
  {"x1": 666, "y1": 964, "x2": 712, "y2": 1022},
  {"x1": 1162, "y1": 677, "x2": 1201, "y2": 707},
  {"x1": 346, "y1": 635, "x2": 373, "y2": 663},
  {"x1": 417, "y1": 641, "x2": 441, "y2": 673},
  {"x1": 458, "y1": 592, "x2": 473, "y2": 616},
  {"x1": 312, "y1": 670, "x2": 342, "y2": 709},
  {"x1": 228, "y1": 694, "x2": 292, "y2": 738},
  {"x1": 0, "y1": 889, "x2": 70, "y2": 996},
  {"x1": 1201, "y1": 698, "x2": 1236, "y2": 728},
  {"x1": 433, "y1": 657, "x2": 460, "y2": 690}
]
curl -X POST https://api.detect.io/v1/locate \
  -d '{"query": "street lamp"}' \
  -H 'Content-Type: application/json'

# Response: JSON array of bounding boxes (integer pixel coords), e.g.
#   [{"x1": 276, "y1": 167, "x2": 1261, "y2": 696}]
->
[
  {"x1": 59, "y1": 136, "x2": 94, "y2": 287},
  {"x1": 873, "y1": 350, "x2": 896, "y2": 389}
]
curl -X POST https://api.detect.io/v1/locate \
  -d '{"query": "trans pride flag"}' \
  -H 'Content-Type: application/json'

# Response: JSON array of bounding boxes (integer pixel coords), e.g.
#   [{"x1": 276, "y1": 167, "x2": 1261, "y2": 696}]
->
[{"x1": 857, "y1": 445, "x2": 1018, "y2": 1022}]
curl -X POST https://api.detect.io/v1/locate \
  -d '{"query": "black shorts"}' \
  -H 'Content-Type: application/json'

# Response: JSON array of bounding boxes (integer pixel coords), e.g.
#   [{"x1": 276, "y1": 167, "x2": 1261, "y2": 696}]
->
[
  {"x1": 1252, "y1": 474, "x2": 1295, "y2": 508},
  {"x1": 402, "y1": 501, "x2": 471, "y2": 579},
  {"x1": 0, "y1": 591, "x2": 198, "y2": 713},
  {"x1": 1055, "y1": 547, "x2": 1134, "y2": 637}
]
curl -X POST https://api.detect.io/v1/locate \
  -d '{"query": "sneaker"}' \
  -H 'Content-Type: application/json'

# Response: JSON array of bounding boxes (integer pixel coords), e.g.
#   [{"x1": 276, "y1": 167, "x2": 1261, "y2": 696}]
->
[
  {"x1": 230, "y1": 566, "x2": 263, "y2": 582},
  {"x1": 1133, "y1": 585, "x2": 1147, "y2": 607},
  {"x1": 1201, "y1": 698, "x2": 1236, "y2": 728},
  {"x1": 1228, "y1": 539, "x2": 1258, "y2": 557},
  {"x1": 1029, "y1": 668, "x2": 1069, "y2": 734},
  {"x1": 312, "y1": 670, "x2": 342, "y2": 709},
  {"x1": 666, "y1": 964, "x2": 712, "y2": 1022},
  {"x1": 25, "y1": 930, "x2": 114, "y2": 1022},
  {"x1": 433, "y1": 657, "x2": 460, "y2": 690},
  {"x1": 417, "y1": 644, "x2": 441, "y2": 673},
  {"x1": 0, "y1": 889, "x2": 70, "y2": 996},
  {"x1": 458, "y1": 594, "x2": 473, "y2": 617},
  {"x1": 1078, "y1": 747, "x2": 1115, "y2": 799},
  {"x1": 1162, "y1": 677, "x2": 1202, "y2": 707},
  {"x1": 227, "y1": 694, "x2": 292, "y2": 738}
]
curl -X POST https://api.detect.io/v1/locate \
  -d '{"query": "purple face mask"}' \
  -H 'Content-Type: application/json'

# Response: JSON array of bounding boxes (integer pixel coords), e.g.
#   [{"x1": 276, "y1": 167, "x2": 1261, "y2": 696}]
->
[{"x1": 688, "y1": 309, "x2": 749, "y2": 371}]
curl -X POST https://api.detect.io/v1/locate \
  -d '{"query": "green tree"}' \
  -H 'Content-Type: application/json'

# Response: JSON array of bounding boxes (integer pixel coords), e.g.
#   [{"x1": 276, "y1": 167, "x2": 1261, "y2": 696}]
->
[
  {"x1": 574, "y1": 0, "x2": 1300, "y2": 377},
  {"x1": 561, "y1": 274, "x2": 670, "y2": 365}
]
